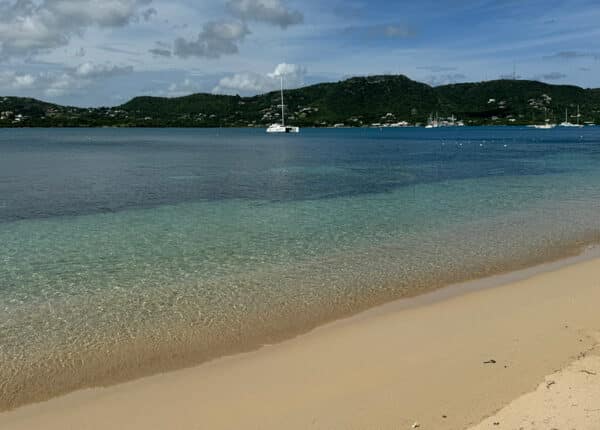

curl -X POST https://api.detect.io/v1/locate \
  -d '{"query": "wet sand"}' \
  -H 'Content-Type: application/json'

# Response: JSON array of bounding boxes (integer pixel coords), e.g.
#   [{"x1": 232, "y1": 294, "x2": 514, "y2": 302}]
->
[{"x1": 1, "y1": 254, "x2": 600, "y2": 429}]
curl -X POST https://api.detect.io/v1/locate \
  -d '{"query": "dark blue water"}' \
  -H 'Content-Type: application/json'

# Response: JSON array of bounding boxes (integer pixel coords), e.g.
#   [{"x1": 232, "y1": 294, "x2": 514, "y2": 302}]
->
[{"x1": 2, "y1": 127, "x2": 596, "y2": 222}]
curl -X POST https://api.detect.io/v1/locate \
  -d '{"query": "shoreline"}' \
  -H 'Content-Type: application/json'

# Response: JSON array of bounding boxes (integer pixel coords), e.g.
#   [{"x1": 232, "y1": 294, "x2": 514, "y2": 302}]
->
[
  {"x1": 2, "y1": 235, "x2": 598, "y2": 412},
  {"x1": 1, "y1": 124, "x2": 599, "y2": 129},
  {"x1": 2, "y1": 246, "x2": 600, "y2": 428}
]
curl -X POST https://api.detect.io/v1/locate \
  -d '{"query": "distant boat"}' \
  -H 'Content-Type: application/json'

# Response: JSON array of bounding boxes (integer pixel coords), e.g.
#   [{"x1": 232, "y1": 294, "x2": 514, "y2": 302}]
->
[
  {"x1": 559, "y1": 107, "x2": 583, "y2": 128},
  {"x1": 266, "y1": 76, "x2": 299, "y2": 133},
  {"x1": 531, "y1": 123, "x2": 556, "y2": 129},
  {"x1": 425, "y1": 112, "x2": 462, "y2": 128},
  {"x1": 425, "y1": 113, "x2": 439, "y2": 128},
  {"x1": 530, "y1": 108, "x2": 556, "y2": 129}
]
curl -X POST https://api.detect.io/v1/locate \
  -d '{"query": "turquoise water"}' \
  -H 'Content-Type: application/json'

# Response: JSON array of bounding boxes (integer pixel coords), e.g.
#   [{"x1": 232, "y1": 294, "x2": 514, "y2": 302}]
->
[{"x1": 1, "y1": 127, "x2": 600, "y2": 409}]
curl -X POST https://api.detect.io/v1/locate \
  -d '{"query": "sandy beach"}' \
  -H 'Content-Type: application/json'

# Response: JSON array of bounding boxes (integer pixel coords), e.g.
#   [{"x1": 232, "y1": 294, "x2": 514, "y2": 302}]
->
[{"x1": 2, "y1": 253, "x2": 600, "y2": 430}]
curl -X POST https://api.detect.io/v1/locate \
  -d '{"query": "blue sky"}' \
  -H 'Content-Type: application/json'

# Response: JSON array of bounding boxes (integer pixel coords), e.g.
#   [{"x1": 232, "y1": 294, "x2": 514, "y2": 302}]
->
[{"x1": 1, "y1": 0, "x2": 599, "y2": 106}]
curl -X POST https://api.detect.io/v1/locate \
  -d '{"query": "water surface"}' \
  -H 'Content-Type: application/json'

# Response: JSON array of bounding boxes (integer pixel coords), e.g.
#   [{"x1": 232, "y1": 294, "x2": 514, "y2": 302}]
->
[{"x1": 1, "y1": 127, "x2": 600, "y2": 409}]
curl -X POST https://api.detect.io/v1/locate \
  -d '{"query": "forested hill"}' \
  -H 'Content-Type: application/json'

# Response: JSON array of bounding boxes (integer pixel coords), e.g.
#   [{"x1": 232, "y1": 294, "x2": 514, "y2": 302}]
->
[{"x1": 2, "y1": 75, "x2": 599, "y2": 127}]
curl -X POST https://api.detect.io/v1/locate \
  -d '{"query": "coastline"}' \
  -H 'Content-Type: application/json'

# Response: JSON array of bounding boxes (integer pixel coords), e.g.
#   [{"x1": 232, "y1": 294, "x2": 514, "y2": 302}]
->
[
  {"x1": 2, "y1": 231, "x2": 598, "y2": 413},
  {"x1": 2, "y1": 247, "x2": 600, "y2": 429},
  {"x1": 1, "y1": 124, "x2": 598, "y2": 129}
]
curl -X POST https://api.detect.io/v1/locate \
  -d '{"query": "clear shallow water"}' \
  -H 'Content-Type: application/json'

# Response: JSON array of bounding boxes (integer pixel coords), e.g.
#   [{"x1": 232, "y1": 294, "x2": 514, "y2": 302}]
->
[{"x1": 1, "y1": 127, "x2": 600, "y2": 409}]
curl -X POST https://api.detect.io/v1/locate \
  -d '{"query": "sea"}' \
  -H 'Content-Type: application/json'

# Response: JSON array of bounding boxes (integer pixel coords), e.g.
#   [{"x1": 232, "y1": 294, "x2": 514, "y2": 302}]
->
[{"x1": 1, "y1": 127, "x2": 599, "y2": 409}]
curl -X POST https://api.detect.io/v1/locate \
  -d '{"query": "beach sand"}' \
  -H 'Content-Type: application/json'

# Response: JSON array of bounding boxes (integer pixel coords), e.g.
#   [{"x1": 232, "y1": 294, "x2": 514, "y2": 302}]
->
[
  {"x1": 1, "y1": 254, "x2": 600, "y2": 429},
  {"x1": 469, "y1": 354, "x2": 600, "y2": 430}
]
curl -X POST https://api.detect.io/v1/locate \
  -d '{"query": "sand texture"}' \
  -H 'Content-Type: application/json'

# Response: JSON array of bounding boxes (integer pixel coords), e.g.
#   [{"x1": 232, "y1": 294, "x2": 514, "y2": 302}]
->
[{"x1": 470, "y1": 353, "x2": 600, "y2": 430}]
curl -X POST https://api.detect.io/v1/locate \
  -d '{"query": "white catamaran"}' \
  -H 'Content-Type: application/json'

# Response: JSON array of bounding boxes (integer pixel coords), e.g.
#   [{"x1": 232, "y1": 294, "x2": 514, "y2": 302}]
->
[
  {"x1": 266, "y1": 76, "x2": 300, "y2": 133},
  {"x1": 559, "y1": 106, "x2": 583, "y2": 128},
  {"x1": 529, "y1": 107, "x2": 556, "y2": 129}
]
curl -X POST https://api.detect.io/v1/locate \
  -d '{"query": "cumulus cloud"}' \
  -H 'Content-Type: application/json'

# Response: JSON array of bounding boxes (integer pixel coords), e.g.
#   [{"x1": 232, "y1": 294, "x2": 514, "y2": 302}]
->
[
  {"x1": 9, "y1": 73, "x2": 37, "y2": 89},
  {"x1": 163, "y1": 78, "x2": 202, "y2": 97},
  {"x1": 226, "y1": 0, "x2": 303, "y2": 28},
  {"x1": 212, "y1": 72, "x2": 271, "y2": 94},
  {"x1": 0, "y1": 62, "x2": 134, "y2": 97},
  {"x1": 146, "y1": 77, "x2": 217, "y2": 98},
  {"x1": 173, "y1": 21, "x2": 249, "y2": 58},
  {"x1": 73, "y1": 62, "x2": 133, "y2": 78},
  {"x1": 157, "y1": 0, "x2": 302, "y2": 61},
  {"x1": 213, "y1": 62, "x2": 306, "y2": 95},
  {"x1": 0, "y1": 0, "x2": 154, "y2": 58},
  {"x1": 0, "y1": 70, "x2": 78, "y2": 97},
  {"x1": 267, "y1": 62, "x2": 306, "y2": 78},
  {"x1": 0, "y1": 71, "x2": 33, "y2": 90}
]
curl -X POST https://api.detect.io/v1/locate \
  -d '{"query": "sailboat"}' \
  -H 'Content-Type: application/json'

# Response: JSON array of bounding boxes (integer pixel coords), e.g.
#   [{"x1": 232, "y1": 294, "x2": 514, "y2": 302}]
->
[
  {"x1": 559, "y1": 107, "x2": 583, "y2": 127},
  {"x1": 266, "y1": 76, "x2": 300, "y2": 133},
  {"x1": 530, "y1": 107, "x2": 556, "y2": 129},
  {"x1": 425, "y1": 112, "x2": 439, "y2": 128}
]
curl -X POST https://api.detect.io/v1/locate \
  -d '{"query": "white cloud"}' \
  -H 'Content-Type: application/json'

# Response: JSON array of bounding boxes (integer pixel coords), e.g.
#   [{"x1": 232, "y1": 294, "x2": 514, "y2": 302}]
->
[
  {"x1": 0, "y1": 62, "x2": 134, "y2": 97},
  {"x1": 159, "y1": 0, "x2": 302, "y2": 61},
  {"x1": 141, "y1": 77, "x2": 206, "y2": 98},
  {"x1": 226, "y1": 0, "x2": 303, "y2": 28},
  {"x1": 12, "y1": 74, "x2": 37, "y2": 89},
  {"x1": 173, "y1": 21, "x2": 250, "y2": 58},
  {"x1": 74, "y1": 62, "x2": 133, "y2": 78},
  {"x1": 267, "y1": 62, "x2": 306, "y2": 78},
  {"x1": 165, "y1": 78, "x2": 201, "y2": 97},
  {"x1": 0, "y1": 0, "x2": 154, "y2": 58},
  {"x1": 213, "y1": 72, "x2": 271, "y2": 94},
  {"x1": 213, "y1": 62, "x2": 306, "y2": 95}
]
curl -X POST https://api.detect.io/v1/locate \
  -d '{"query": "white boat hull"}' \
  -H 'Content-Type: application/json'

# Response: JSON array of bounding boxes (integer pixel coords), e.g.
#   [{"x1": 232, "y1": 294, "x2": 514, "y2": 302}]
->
[{"x1": 266, "y1": 124, "x2": 300, "y2": 133}]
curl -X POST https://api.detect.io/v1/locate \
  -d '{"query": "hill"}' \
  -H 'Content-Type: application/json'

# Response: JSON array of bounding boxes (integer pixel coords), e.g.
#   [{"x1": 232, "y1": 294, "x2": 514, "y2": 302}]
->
[{"x1": 1, "y1": 75, "x2": 599, "y2": 127}]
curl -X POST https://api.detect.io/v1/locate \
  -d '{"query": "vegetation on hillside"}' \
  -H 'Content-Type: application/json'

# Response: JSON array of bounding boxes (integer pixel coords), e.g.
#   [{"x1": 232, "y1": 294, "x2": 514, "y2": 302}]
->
[{"x1": 2, "y1": 75, "x2": 599, "y2": 127}]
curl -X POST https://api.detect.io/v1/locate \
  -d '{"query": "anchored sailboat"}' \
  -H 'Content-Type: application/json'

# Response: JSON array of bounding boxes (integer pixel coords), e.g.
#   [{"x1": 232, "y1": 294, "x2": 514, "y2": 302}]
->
[
  {"x1": 266, "y1": 76, "x2": 300, "y2": 133},
  {"x1": 559, "y1": 106, "x2": 583, "y2": 127},
  {"x1": 530, "y1": 107, "x2": 556, "y2": 129}
]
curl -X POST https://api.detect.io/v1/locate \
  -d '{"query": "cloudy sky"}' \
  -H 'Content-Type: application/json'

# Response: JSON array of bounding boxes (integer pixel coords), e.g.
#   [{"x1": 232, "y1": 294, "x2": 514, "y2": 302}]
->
[{"x1": 1, "y1": 0, "x2": 599, "y2": 106}]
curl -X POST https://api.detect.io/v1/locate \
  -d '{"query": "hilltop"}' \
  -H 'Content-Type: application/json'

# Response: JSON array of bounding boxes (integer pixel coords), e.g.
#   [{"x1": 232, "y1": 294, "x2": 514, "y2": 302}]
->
[{"x1": 1, "y1": 75, "x2": 599, "y2": 127}]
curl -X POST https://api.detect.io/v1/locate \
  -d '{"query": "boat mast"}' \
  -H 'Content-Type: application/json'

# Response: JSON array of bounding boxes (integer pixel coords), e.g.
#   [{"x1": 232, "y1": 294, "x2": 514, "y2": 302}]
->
[{"x1": 280, "y1": 76, "x2": 285, "y2": 127}]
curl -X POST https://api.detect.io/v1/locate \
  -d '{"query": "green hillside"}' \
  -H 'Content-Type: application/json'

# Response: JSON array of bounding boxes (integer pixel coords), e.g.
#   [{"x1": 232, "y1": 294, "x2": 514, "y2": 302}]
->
[{"x1": 2, "y1": 75, "x2": 599, "y2": 127}]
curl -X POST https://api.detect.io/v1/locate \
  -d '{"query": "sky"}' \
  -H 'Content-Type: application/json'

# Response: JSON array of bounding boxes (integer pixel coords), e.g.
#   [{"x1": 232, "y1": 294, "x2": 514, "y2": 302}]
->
[{"x1": 1, "y1": 0, "x2": 600, "y2": 106}]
